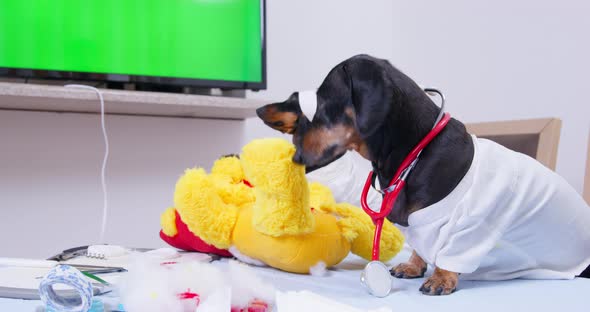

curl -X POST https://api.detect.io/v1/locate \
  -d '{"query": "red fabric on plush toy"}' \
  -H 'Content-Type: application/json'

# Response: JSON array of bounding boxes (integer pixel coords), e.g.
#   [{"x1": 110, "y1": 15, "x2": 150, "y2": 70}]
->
[{"x1": 159, "y1": 211, "x2": 233, "y2": 257}]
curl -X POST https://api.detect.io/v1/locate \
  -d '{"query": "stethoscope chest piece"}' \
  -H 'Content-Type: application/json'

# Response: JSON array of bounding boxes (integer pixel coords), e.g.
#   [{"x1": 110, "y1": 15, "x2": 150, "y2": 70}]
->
[{"x1": 360, "y1": 261, "x2": 392, "y2": 297}]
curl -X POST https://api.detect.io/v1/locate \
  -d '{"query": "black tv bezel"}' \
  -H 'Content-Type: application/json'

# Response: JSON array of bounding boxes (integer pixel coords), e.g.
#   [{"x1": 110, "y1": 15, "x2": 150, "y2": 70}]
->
[{"x1": 0, "y1": 0, "x2": 267, "y2": 91}]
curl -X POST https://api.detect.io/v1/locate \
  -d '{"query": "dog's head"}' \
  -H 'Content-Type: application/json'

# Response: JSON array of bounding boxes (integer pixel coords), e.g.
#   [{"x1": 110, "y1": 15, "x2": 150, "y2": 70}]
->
[
  {"x1": 256, "y1": 90, "x2": 358, "y2": 172},
  {"x1": 257, "y1": 55, "x2": 395, "y2": 172}
]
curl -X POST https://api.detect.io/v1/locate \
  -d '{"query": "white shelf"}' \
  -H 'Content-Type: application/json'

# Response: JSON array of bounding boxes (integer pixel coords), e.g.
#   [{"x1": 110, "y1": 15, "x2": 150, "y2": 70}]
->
[{"x1": 0, "y1": 82, "x2": 265, "y2": 119}]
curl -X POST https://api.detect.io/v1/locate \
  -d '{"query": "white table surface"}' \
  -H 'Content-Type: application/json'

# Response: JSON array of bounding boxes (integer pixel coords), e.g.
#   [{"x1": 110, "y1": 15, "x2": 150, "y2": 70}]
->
[{"x1": 1, "y1": 248, "x2": 588, "y2": 311}]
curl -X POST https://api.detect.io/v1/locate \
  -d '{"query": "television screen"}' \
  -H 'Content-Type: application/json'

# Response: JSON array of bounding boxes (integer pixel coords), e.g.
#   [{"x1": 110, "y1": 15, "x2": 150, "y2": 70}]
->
[{"x1": 0, "y1": 0, "x2": 265, "y2": 90}]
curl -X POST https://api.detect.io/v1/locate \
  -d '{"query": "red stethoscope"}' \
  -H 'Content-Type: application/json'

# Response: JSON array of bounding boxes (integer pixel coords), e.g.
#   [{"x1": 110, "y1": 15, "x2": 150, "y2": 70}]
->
[{"x1": 360, "y1": 88, "x2": 450, "y2": 297}]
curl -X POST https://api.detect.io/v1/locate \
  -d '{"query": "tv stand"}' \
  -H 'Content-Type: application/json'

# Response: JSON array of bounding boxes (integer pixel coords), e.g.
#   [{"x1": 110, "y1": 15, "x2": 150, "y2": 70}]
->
[{"x1": 0, "y1": 81, "x2": 263, "y2": 119}]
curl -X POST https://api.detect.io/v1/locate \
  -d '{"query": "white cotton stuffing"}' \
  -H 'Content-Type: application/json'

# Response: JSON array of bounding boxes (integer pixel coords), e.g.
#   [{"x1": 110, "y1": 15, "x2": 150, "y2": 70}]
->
[{"x1": 117, "y1": 253, "x2": 275, "y2": 312}]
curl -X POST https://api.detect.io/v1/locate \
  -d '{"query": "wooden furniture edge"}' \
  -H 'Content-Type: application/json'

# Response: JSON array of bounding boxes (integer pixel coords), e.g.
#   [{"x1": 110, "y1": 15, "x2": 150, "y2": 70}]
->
[{"x1": 465, "y1": 117, "x2": 562, "y2": 170}]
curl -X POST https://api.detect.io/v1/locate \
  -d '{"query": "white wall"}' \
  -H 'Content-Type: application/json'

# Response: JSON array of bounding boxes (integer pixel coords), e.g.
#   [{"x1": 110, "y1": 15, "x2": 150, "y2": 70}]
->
[
  {"x1": 0, "y1": 0, "x2": 395, "y2": 258},
  {"x1": 387, "y1": 0, "x2": 590, "y2": 192},
  {"x1": 0, "y1": 110, "x2": 244, "y2": 258}
]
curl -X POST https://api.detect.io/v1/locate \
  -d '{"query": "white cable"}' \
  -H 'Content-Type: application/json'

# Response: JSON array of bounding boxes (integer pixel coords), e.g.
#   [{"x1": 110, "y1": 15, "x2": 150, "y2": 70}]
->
[{"x1": 65, "y1": 84, "x2": 109, "y2": 244}]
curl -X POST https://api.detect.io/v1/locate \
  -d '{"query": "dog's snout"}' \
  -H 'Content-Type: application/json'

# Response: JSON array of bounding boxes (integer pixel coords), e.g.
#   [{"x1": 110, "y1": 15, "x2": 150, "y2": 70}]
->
[
  {"x1": 293, "y1": 150, "x2": 305, "y2": 165},
  {"x1": 256, "y1": 106, "x2": 266, "y2": 119}
]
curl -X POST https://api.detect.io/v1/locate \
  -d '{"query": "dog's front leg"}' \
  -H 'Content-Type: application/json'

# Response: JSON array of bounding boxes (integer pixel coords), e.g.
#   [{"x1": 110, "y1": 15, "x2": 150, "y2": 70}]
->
[
  {"x1": 419, "y1": 267, "x2": 458, "y2": 296},
  {"x1": 390, "y1": 250, "x2": 427, "y2": 278}
]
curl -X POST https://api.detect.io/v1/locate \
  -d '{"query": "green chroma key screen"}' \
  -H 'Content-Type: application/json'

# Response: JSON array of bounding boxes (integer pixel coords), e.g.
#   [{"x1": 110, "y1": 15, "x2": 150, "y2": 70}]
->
[{"x1": 0, "y1": 0, "x2": 263, "y2": 84}]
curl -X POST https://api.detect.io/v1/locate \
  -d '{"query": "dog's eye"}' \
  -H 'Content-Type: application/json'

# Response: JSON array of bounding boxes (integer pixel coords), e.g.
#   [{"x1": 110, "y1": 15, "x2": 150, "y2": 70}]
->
[{"x1": 272, "y1": 121, "x2": 285, "y2": 127}]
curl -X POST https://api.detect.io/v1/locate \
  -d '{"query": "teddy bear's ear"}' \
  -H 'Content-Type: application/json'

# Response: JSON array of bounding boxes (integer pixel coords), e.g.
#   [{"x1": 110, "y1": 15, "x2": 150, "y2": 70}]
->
[{"x1": 256, "y1": 93, "x2": 304, "y2": 134}]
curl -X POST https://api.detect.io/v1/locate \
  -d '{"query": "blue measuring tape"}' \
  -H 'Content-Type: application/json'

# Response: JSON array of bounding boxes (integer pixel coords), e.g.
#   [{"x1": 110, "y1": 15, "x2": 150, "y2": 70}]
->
[{"x1": 39, "y1": 265, "x2": 95, "y2": 312}]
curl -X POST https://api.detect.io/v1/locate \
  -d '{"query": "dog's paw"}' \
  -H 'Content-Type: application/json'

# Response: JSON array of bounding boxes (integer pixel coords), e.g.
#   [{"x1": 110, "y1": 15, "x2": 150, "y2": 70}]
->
[
  {"x1": 419, "y1": 269, "x2": 458, "y2": 296},
  {"x1": 390, "y1": 262, "x2": 427, "y2": 279}
]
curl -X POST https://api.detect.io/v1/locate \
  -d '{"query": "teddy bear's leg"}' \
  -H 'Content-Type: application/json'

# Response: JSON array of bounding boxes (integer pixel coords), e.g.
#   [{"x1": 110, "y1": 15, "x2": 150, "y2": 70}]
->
[
  {"x1": 174, "y1": 168, "x2": 239, "y2": 250},
  {"x1": 305, "y1": 182, "x2": 405, "y2": 262},
  {"x1": 159, "y1": 207, "x2": 193, "y2": 251},
  {"x1": 159, "y1": 207, "x2": 233, "y2": 257},
  {"x1": 333, "y1": 202, "x2": 405, "y2": 263},
  {"x1": 161, "y1": 207, "x2": 179, "y2": 237}
]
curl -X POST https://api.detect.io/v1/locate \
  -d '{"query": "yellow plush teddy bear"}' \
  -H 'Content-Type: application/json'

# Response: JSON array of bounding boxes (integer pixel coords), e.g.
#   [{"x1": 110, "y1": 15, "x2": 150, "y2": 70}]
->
[{"x1": 160, "y1": 138, "x2": 404, "y2": 274}]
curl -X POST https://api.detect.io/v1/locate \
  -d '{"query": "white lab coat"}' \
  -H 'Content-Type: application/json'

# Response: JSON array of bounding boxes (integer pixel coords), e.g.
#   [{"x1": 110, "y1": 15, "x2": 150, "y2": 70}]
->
[
  {"x1": 400, "y1": 135, "x2": 590, "y2": 280},
  {"x1": 306, "y1": 151, "x2": 382, "y2": 209}
]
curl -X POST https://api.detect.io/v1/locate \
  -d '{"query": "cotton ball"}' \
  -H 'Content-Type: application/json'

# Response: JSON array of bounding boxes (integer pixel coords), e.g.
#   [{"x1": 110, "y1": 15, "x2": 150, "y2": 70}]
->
[
  {"x1": 117, "y1": 254, "x2": 274, "y2": 312},
  {"x1": 309, "y1": 261, "x2": 328, "y2": 277},
  {"x1": 144, "y1": 247, "x2": 181, "y2": 260},
  {"x1": 227, "y1": 260, "x2": 275, "y2": 308},
  {"x1": 118, "y1": 257, "x2": 184, "y2": 312},
  {"x1": 169, "y1": 261, "x2": 229, "y2": 299},
  {"x1": 195, "y1": 286, "x2": 232, "y2": 312}
]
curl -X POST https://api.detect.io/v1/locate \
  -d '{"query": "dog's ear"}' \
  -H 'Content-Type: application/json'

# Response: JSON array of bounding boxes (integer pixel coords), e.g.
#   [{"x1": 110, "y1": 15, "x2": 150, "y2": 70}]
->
[
  {"x1": 256, "y1": 93, "x2": 303, "y2": 134},
  {"x1": 343, "y1": 61, "x2": 392, "y2": 138}
]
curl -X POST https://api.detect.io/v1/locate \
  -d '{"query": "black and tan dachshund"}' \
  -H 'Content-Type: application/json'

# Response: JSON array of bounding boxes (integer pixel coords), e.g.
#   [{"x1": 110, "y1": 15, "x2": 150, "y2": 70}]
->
[{"x1": 256, "y1": 54, "x2": 590, "y2": 295}]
